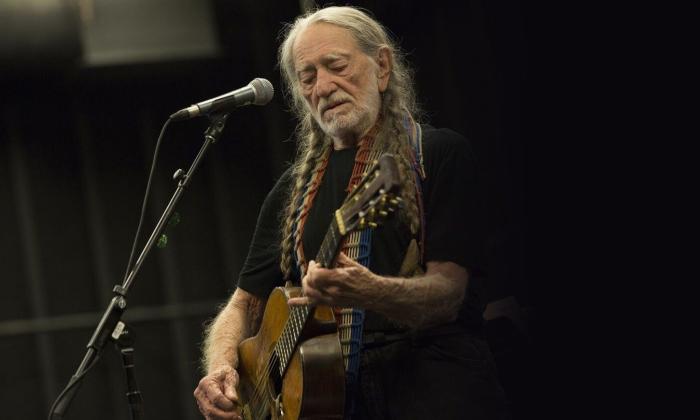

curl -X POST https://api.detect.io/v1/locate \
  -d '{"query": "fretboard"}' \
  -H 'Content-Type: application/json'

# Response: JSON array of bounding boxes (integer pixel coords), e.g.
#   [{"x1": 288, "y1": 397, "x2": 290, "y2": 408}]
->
[{"x1": 275, "y1": 215, "x2": 345, "y2": 375}]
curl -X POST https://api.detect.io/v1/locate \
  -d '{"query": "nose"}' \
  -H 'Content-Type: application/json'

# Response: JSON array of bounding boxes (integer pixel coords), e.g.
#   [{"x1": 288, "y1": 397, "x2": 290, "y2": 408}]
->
[{"x1": 314, "y1": 68, "x2": 337, "y2": 98}]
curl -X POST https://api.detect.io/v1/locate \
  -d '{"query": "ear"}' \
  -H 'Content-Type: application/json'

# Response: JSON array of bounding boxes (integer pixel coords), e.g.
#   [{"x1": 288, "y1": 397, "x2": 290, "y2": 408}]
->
[{"x1": 375, "y1": 46, "x2": 393, "y2": 92}]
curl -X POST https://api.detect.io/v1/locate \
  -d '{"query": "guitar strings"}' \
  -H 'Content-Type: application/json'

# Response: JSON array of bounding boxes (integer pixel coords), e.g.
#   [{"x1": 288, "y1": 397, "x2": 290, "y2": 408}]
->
[
  {"x1": 247, "y1": 349, "x2": 276, "y2": 418},
  {"x1": 247, "y1": 307, "x2": 293, "y2": 414},
  {"x1": 246, "y1": 304, "x2": 307, "y2": 419},
  {"x1": 242, "y1": 316, "x2": 281, "y2": 418},
  {"x1": 251, "y1": 302, "x2": 303, "y2": 418},
  {"x1": 248, "y1": 331, "x2": 281, "y2": 418}
]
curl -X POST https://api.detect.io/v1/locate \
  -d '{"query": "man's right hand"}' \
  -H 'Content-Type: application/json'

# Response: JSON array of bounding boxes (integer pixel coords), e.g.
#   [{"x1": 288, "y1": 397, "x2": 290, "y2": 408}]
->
[{"x1": 193, "y1": 365, "x2": 242, "y2": 420}]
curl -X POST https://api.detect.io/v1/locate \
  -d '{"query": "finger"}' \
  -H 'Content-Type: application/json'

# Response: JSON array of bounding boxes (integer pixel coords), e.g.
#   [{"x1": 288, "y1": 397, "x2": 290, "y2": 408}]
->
[
  {"x1": 212, "y1": 366, "x2": 234, "y2": 381},
  {"x1": 338, "y1": 254, "x2": 363, "y2": 270},
  {"x1": 306, "y1": 266, "x2": 336, "y2": 288},
  {"x1": 302, "y1": 262, "x2": 317, "y2": 288},
  {"x1": 194, "y1": 387, "x2": 236, "y2": 419},
  {"x1": 336, "y1": 252, "x2": 353, "y2": 265},
  {"x1": 301, "y1": 270, "x2": 310, "y2": 290},
  {"x1": 288, "y1": 296, "x2": 311, "y2": 306},
  {"x1": 305, "y1": 260, "x2": 318, "y2": 279},
  {"x1": 223, "y1": 370, "x2": 239, "y2": 402},
  {"x1": 202, "y1": 378, "x2": 235, "y2": 411},
  {"x1": 211, "y1": 389, "x2": 235, "y2": 411},
  {"x1": 194, "y1": 386, "x2": 204, "y2": 405},
  {"x1": 308, "y1": 259, "x2": 338, "y2": 275},
  {"x1": 201, "y1": 403, "x2": 240, "y2": 420}
]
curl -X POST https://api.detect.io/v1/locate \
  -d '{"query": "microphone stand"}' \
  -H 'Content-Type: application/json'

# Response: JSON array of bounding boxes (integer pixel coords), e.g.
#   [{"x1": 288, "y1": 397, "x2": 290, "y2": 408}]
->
[
  {"x1": 115, "y1": 322, "x2": 144, "y2": 420},
  {"x1": 49, "y1": 113, "x2": 230, "y2": 419}
]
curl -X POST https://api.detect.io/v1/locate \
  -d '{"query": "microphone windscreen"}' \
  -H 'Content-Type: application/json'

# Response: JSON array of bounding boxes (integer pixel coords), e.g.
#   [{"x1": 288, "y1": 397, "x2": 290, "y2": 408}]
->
[{"x1": 251, "y1": 78, "x2": 274, "y2": 105}]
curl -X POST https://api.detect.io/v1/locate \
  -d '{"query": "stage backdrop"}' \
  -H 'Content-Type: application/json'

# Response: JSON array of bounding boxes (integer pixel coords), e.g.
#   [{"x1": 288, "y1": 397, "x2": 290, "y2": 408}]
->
[{"x1": 0, "y1": 1, "x2": 528, "y2": 419}]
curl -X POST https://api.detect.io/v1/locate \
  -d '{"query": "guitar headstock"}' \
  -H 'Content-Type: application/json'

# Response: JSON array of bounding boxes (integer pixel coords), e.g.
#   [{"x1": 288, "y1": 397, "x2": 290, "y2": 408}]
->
[{"x1": 335, "y1": 153, "x2": 402, "y2": 235}]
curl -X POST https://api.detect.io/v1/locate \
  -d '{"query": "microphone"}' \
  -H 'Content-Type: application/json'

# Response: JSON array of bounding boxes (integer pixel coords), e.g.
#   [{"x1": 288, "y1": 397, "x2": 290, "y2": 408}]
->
[{"x1": 170, "y1": 78, "x2": 274, "y2": 121}]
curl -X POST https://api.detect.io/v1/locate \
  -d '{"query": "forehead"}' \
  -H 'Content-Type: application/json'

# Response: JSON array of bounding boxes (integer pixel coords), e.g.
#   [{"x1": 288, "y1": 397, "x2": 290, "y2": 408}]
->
[{"x1": 292, "y1": 23, "x2": 362, "y2": 69}]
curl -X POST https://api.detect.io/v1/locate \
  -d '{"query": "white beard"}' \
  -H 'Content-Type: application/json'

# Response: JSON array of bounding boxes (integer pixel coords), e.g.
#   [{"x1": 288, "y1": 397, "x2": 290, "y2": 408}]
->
[{"x1": 313, "y1": 87, "x2": 381, "y2": 141}]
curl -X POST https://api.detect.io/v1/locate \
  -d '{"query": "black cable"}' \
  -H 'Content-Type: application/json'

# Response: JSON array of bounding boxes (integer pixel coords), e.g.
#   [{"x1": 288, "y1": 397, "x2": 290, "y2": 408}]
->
[
  {"x1": 122, "y1": 117, "x2": 173, "y2": 283},
  {"x1": 47, "y1": 354, "x2": 101, "y2": 420},
  {"x1": 47, "y1": 116, "x2": 173, "y2": 420}
]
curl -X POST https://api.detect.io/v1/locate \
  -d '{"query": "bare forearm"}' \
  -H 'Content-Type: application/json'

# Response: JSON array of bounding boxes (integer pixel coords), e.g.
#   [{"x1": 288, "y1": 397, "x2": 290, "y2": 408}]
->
[
  {"x1": 202, "y1": 288, "x2": 264, "y2": 374},
  {"x1": 367, "y1": 263, "x2": 467, "y2": 329},
  {"x1": 291, "y1": 256, "x2": 468, "y2": 331}
]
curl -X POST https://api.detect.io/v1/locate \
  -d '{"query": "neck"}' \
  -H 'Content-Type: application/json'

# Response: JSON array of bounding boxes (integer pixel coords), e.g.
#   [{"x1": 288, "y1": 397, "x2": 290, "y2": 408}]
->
[
  {"x1": 329, "y1": 124, "x2": 367, "y2": 150},
  {"x1": 331, "y1": 134, "x2": 359, "y2": 150},
  {"x1": 330, "y1": 113, "x2": 381, "y2": 150}
]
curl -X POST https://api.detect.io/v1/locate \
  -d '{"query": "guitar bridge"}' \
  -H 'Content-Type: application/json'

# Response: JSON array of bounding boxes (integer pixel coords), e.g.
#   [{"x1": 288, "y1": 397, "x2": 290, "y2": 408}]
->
[{"x1": 273, "y1": 393, "x2": 285, "y2": 419}]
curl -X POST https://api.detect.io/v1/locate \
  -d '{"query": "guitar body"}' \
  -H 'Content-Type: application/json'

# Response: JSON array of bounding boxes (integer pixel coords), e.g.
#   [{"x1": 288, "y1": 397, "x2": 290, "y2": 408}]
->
[{"x1": 238, "y1": 287, "x2": 345, "y2": 419}]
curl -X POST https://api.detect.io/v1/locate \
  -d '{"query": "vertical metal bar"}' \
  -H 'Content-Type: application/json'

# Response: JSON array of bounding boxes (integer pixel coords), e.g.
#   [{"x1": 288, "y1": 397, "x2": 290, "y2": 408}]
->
[{"x1": 5, "y1": 109, "x2": 57, "y2": 410}]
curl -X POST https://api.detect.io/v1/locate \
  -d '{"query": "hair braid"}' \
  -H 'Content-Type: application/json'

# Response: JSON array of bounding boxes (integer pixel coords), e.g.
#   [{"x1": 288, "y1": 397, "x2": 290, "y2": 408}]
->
[
  {"x1": 279, "y1": 116, "x2": 330, "y2": 280},
  {"x1": 373, "y1": 106, "x2": 421, "y2": 236}
]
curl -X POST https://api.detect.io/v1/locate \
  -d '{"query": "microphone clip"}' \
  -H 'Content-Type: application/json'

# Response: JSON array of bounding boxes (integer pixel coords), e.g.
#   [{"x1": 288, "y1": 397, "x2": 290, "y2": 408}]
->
[{"x1": 204, "y1": 113, "x2": 229, "y2": 145}]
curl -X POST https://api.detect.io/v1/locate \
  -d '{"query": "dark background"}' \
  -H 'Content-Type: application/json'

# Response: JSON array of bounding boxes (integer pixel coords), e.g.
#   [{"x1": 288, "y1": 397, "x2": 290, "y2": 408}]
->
[{"x1": 0, "y1": 0, "x2": 540, "y2": 419}]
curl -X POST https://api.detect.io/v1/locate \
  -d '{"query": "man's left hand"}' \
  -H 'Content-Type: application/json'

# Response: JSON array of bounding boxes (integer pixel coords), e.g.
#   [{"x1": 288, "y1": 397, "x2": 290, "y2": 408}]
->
[{"x1": 287, "y1": 253, "x2": 380, "y2": 308}]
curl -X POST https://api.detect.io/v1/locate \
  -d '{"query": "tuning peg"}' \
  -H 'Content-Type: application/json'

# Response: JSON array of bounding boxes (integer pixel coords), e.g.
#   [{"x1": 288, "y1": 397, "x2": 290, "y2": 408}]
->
[
  {"x1": 379, "y1": 210, "x2": 388, "y2": 217},
  {"x1": 368, "y1": 222, "x2": 378, "y2": 228}
]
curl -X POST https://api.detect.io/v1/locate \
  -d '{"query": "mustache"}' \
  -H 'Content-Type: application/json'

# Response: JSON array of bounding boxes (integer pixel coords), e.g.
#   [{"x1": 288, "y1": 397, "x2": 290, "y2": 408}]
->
[{"x1": 318, "y1": 93, "x2": 353, "y2": 114}]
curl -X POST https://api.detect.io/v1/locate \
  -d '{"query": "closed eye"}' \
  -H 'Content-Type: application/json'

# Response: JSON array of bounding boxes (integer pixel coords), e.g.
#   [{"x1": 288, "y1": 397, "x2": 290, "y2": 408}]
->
[
  {"x1": 329, "y1": 62, "x2": 348, "y2": 72},
  {"x1": 299, "y1": 71, "x2": 316, "y2": 87}
]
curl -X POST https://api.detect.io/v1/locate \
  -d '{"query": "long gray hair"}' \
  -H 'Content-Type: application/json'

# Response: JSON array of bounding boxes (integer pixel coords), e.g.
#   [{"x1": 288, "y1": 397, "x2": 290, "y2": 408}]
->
[{"x1": 277, "y1": 6, "x2": 423, "y2": 279}]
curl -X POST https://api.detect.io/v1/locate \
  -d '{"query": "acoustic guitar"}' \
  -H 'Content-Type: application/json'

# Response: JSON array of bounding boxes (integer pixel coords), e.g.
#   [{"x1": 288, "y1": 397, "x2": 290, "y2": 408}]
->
[{"x1": 237, "y1": 153, "x2": 402, "y2": 420}]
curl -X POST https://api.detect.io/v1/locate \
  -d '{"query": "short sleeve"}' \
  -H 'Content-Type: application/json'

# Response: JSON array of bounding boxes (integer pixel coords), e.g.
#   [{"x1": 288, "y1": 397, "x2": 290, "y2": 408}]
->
[
  {"x1": 236, "y1": 168, "x2": 292, "y2": 298},
  {"x1": 421, "y1": 127, "x2": 487, "y2": 276}
]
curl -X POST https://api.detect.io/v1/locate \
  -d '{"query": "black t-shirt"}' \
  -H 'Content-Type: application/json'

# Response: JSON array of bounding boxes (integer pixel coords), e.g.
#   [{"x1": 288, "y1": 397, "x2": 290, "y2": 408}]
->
[{"x1": 237, "y1": 125, "x2": 487, "y2": 331}]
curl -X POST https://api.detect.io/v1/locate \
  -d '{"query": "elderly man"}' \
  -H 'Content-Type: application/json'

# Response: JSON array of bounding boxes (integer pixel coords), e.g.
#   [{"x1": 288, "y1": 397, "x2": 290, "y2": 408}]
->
[{"x1": 194, "y1": 6, "x2": 508, "y2": 420}]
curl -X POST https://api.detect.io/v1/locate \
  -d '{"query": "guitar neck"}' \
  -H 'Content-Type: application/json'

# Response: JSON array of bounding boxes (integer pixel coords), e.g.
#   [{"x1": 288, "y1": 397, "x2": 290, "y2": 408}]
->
[
  {"x1": 275, "y1": 215, "x2": 345, "y2": 375},
  {"x1": 315, "y1": 211, "x2": 345, "y2": 268}
]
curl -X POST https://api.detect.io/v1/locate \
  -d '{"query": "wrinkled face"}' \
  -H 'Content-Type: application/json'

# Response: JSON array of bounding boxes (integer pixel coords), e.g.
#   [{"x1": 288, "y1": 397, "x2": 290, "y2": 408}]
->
[{"x1": 292, "y1": 23, "x2": 390, "y2": 142}]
